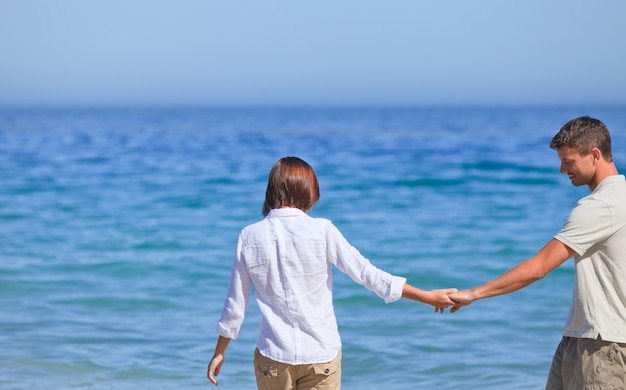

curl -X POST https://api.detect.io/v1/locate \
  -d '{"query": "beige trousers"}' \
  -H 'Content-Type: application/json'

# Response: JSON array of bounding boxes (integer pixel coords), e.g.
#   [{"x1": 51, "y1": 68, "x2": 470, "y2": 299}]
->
[
  {"x1": 254, "y1": 348, "x2": 342, "y2": 390},
  {"x1": 546, "y1": 336, "x2": 626, "y2": 390}
]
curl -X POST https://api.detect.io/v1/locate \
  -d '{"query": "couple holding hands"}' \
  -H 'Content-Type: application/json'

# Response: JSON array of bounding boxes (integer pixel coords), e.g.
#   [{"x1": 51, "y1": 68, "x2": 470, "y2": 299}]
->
[{"x1": 208, "y1": 116, "x2": 626, "y2": 390}]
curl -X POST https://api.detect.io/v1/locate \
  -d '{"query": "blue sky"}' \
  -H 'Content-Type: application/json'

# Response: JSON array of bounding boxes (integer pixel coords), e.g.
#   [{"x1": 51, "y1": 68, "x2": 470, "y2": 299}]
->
[{"x1": 1, "y1": 0, "x2": 625, "y2": 107}]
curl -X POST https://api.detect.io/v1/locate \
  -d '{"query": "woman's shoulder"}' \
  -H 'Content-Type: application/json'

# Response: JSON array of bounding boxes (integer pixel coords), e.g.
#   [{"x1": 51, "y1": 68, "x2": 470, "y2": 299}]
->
[
  {"x1": 241, "y1": 217, "x2": 269, "y2": 233},
  {"x1": 305, "y1": 213, "x2": 333, "y2": 225}
]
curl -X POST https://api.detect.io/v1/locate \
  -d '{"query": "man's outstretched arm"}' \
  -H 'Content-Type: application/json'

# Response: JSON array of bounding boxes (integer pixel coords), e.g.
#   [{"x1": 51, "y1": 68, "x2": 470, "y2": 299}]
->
[{"x1": 449, "y1": 238, "x2": 574, "y2": 313}]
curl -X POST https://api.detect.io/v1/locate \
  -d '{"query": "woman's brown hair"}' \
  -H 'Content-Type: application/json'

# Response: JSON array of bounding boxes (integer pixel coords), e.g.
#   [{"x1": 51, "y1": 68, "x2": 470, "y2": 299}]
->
[{"x1": 262, "y1": 157, "x2": 320, "y2": 216}]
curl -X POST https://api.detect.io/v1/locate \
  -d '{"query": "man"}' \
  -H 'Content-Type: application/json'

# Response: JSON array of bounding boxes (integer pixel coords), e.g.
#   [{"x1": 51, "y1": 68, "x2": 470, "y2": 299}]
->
[{"x1": 449, "y1": 116, "x2": 626, "y2": 389}]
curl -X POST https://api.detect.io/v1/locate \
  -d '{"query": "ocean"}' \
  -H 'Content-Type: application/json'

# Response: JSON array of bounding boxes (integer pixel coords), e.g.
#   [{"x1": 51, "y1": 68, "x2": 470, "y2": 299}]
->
[{"x1": 1, "y1": 106, "x2": 625, "y2": 389}]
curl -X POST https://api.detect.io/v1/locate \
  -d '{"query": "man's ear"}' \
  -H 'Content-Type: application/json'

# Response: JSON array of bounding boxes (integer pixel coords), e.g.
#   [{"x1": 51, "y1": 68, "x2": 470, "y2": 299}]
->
[{"x1": 591, "y1": 147, "x2": 602, "y2": 162}]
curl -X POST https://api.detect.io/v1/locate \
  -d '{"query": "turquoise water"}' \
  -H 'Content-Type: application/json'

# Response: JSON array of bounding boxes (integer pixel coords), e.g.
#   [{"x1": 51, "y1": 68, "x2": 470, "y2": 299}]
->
[{"x1": 1, "y1": 106, "x2": 625, "y2": 389}]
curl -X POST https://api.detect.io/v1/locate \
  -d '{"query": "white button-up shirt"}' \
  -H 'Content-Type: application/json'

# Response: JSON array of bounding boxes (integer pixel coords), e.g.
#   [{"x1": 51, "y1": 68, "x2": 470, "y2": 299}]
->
[{"x1": 217, "y1": 208, "x2": 406, "y2": 364}]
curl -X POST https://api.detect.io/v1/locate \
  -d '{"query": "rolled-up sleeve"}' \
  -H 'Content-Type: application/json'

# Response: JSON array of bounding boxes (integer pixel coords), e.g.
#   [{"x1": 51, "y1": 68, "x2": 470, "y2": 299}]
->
[
  {"x1": 217, "y1": 235, "x2": 252, "y2": 339},
  {"x1": 325, "y1": 221, "x2": 406, "y2": 303}
]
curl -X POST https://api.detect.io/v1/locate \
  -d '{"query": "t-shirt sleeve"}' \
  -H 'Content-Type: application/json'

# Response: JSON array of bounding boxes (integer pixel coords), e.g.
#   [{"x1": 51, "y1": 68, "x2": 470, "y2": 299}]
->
[{"x1": 554, "y1": 197, "x2": 613, "y2": 256}]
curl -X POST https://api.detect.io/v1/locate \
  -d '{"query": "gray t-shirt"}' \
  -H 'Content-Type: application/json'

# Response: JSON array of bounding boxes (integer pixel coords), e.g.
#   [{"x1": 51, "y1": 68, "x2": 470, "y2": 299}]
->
[{"x1": 554, "y1": 175, "x2": 626, "y2": 343}]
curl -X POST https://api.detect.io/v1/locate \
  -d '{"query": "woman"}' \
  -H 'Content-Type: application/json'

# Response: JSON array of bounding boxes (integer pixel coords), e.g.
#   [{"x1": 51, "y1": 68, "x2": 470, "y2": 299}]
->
[{"x1": 207, "y1": 156, "x2": 455, "y2": 389}]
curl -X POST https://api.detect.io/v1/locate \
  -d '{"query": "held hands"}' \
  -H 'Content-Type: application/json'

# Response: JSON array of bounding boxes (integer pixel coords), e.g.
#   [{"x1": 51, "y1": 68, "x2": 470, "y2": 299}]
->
[
  {"x1": 426, "y1": 288, "x2": 458, "y2": 313},
  {"x1": 447, "y1": 289, "x2": 476, "y2": 313},
  {"x1": 426, "y1": 288, "x2": 477, "y2": 314}
]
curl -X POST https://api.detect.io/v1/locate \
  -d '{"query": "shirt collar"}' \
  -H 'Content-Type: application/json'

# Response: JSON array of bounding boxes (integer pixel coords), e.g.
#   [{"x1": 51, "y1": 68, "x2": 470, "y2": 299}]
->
[
  {"x1": 594, "y1": 174, "x2": 625, "y2": 192},
  {"x1": 267, "y1": 208, "x2": 308, "y2": 218}
]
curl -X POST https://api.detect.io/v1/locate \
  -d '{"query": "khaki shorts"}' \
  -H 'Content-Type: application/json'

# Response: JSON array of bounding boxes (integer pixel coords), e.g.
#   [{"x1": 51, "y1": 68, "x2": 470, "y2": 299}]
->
[
  {"x1": 254, "y1": 348, "x2": 341, "y2": 390},
  {"x1": 546, "y1": 336, "x2": 626, "y2": 390}
]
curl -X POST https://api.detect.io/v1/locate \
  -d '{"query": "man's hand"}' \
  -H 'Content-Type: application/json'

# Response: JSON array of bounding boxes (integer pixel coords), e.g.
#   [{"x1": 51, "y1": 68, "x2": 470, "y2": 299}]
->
[
  {"x1": 428, "y1": 288, "x2": 458, "y2": 313},
  {"x1": 448, "y1": 289, "x2": 476, "y2": 313}
]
